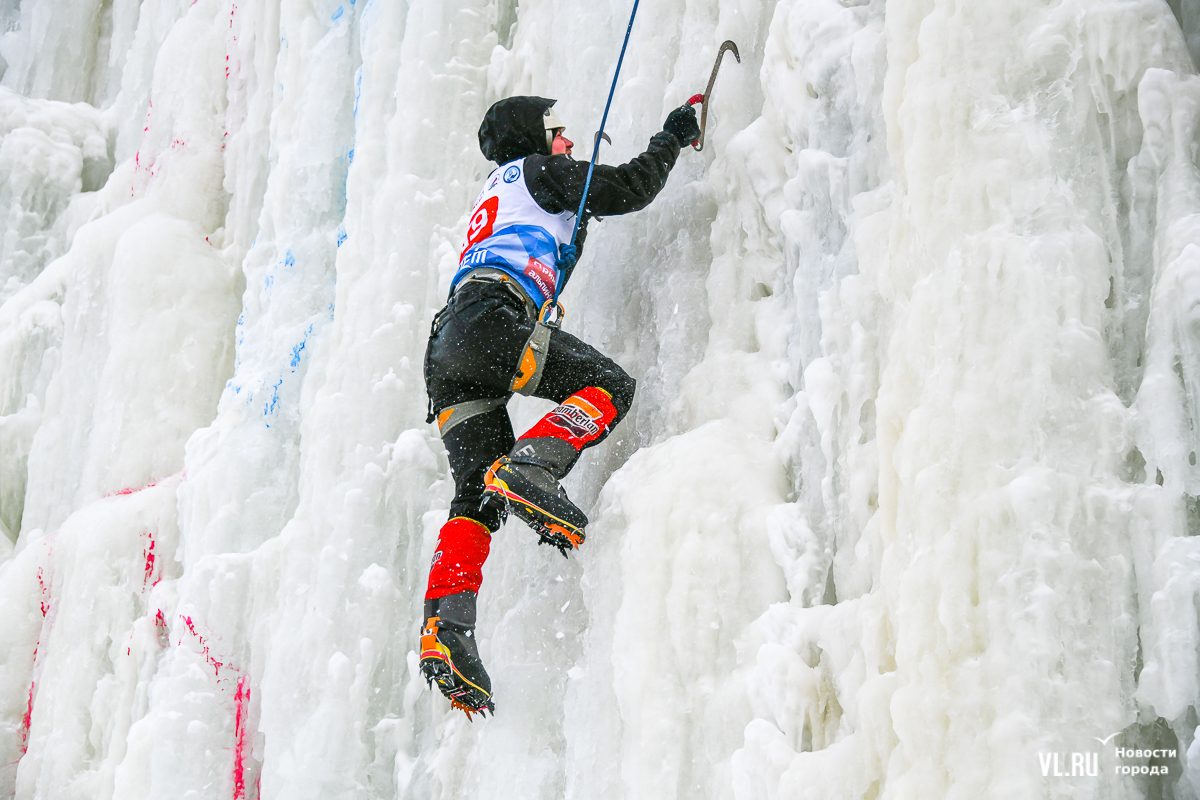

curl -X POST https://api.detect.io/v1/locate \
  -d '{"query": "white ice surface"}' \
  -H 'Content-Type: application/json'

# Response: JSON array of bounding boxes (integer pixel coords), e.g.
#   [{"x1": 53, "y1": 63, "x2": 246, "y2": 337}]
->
[{"x1": 2, "y1": 0, "x2": 1200, "y2": 798}]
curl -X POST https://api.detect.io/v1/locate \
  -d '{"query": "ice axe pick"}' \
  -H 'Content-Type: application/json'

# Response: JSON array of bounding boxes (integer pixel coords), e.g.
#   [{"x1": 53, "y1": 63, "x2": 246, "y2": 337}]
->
[
  {"x1": 593, "y1": 130, "x2": 612, "y2": 156},
  {"x1": 687, "y1": 40, "x2": 741, "y2": 152}
]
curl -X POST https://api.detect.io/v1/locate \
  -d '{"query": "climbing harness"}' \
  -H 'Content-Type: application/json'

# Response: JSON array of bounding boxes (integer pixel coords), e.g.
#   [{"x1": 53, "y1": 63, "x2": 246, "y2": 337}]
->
[
  {"x1": 435, "y1": 398, "x2": 509, "y2": 438},
  {"x1": 508, "y1": 302, "x2": 558, "y2": 396}
]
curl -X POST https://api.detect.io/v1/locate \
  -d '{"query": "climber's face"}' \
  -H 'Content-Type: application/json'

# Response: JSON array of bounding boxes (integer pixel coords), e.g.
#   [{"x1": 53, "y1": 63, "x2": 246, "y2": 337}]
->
[{"x1": 551, "y1": 130, "x2": 573, "y2": 156}]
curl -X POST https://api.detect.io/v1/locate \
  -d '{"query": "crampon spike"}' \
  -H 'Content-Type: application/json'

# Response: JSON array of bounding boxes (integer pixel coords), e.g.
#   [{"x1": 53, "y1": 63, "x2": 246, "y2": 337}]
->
[
  {"x1": 452, "y1": 699, "x2": 478, "y2": 720},
  {"x1": 532, "y1": 522, "x2": 581, "y2": 557},
  {"x1": 536, "y1": 532, "x2": 572, "y2": 558},
  {"x1": 450, "y1": 697, "x2": 494, "y2": 720}
]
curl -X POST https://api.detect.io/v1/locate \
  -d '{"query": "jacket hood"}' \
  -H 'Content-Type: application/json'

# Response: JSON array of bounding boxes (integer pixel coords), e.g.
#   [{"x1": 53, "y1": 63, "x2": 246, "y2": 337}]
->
[{"x1": 478, "y1": 96, "x2": 557, "y2": 164}]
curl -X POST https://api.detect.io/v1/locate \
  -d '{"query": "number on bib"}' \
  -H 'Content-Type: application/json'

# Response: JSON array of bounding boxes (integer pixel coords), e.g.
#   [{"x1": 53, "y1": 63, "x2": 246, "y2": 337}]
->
[{"x1": 461, "y1": 196, "x2": 499, "y2": 261}]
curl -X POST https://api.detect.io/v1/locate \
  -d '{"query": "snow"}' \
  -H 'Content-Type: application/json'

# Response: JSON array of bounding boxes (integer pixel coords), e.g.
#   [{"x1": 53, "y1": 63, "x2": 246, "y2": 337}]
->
[{"x1": 1, "y1": 0, "x2": 1200, "y2": 798}]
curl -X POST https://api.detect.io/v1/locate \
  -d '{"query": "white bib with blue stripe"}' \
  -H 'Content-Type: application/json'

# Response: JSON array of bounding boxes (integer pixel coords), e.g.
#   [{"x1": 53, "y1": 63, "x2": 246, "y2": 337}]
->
[{"x1": 451, "y1": 158, "x2": 576, "y2": 307}]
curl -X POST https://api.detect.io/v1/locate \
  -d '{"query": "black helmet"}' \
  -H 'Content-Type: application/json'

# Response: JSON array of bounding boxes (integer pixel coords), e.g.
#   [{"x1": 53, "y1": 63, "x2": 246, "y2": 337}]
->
[{"x1": 478, "y1": 96, "x2": 562, "y2": 164}]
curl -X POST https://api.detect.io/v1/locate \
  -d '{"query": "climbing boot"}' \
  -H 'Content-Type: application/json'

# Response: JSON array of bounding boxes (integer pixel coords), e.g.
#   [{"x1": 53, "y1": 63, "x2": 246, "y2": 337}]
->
[
  {"x1": 482, "y1": 455, "x2": 586, "y2": 555},
  {"x1": 419, "y1": 591, "x2": 494, "y2": 718}
]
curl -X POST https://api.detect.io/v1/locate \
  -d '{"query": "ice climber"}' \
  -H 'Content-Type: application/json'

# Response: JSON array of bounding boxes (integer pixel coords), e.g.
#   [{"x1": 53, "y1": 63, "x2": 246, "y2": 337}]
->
[{"x1": 418, "y1": 96, "x2": 702, "y2": 716}]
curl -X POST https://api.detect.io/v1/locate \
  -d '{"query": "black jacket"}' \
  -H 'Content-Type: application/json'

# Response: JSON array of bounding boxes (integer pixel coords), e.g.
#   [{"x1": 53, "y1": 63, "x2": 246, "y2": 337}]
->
[{"x1": 477, "y1": 96, "x2": 681, "y2": 256}]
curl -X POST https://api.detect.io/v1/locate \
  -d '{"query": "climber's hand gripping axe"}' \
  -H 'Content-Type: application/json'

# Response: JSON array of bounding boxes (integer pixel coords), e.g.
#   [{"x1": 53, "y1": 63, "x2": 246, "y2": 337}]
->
[{"x1": 686, "y1": 40, "x2": 741, "y2": 151}]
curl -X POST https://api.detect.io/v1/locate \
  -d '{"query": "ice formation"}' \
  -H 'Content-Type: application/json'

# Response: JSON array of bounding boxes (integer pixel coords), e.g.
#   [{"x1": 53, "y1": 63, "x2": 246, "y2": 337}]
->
[{"x1": 1, "y1": 0, "x2": 1200, "y2": 797}]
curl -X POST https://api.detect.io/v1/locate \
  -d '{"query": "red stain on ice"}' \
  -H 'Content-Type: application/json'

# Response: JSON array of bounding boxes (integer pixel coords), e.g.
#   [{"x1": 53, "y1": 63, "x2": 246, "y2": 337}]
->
[
  {"x1": 181, "y1": 615, "x2": 228, "y2": 679},
  {"x1": 36, "y1": 568, "x2": 50, "y2": 617},
  {"x1": 233, "y1": 676, "x2": 251, "y2": 799},
  {"x1": 151, "y1": 608, "x2": 170, "y2": 650},
  {"x1": 16, "y1": 543, "x2": 58, "y2": 763},
  {"x1": 107, "y1": 470, "x2": 184, "y2": 498},
  {"x1": 177, "y1": 613, "x2": 257, "y2": 797},
  {"x1": 18, "y1": 644, "x2": 42, "y2": 755},
  {"x1": 132, "y1": 100, "x2": 155, "y2": 196},
  {"x1": 224, "y1": 6, "x2": 240, "y2": 84},
  {"x1": 107, "y1": 479, "x2": 158, "y2": 498},
  {"x1": 19, "y1": 682, "x2": 34, "y2": 753},
  {"x1": 142, "y1": 532, "x2": 159, "y2": 589}
]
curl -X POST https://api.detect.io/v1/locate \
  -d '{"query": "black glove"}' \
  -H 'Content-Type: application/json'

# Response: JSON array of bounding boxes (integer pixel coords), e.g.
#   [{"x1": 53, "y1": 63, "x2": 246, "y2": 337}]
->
[{"x1": 663, "y1": 104, "x2": 701, "y2": 147}]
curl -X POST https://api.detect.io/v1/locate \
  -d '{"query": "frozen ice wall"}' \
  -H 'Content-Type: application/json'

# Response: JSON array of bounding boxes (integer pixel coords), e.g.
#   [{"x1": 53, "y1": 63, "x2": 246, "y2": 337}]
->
[{"x1": 1, "y1": 0, "x2": 1200, "y2": 798}]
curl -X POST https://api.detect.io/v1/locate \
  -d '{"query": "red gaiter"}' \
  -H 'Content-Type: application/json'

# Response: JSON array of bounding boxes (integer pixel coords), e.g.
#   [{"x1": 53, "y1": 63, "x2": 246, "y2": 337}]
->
[
  {"x1": 517, "y1": 386, "x2": 618, "y2": 452},
  {"x1": 425, "y1": 517, "x2": 492, "y2": 600}
]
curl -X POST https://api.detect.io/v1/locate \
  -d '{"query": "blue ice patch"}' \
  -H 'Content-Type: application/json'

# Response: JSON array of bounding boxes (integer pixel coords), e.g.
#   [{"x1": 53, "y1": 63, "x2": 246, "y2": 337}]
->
[
  {"x1": 290, "y1": 322, "x2": 315, "y2": 368},
  {"x1": 353, "y1": 68, "x2": 363, "y2": 119}
]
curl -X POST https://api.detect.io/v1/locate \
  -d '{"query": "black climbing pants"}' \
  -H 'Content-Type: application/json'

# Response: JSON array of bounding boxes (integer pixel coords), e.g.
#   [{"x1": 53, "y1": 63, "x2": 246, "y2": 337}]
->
[{"x1": 424, "y1": 280, "x2": 636, "y2": 531}]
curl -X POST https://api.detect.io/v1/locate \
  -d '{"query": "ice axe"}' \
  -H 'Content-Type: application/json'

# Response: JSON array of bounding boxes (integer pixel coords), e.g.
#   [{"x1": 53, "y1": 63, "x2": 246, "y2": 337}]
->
[
  {"x1": 686, "y1": 40, "x2": 741, "y2": 151},
  {"x1": 592, "y1": 130, "x2": 612, "y2": 158}
]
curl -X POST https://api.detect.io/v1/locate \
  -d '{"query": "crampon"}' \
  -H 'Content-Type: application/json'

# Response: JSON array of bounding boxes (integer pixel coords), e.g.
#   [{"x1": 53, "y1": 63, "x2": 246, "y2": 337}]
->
[
  {"x1": 420, "y1": 658, "x2": 495, "y2": 719},
  {"x1": 420, "y1": 610, "x2": 495, "y2": 719}
]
